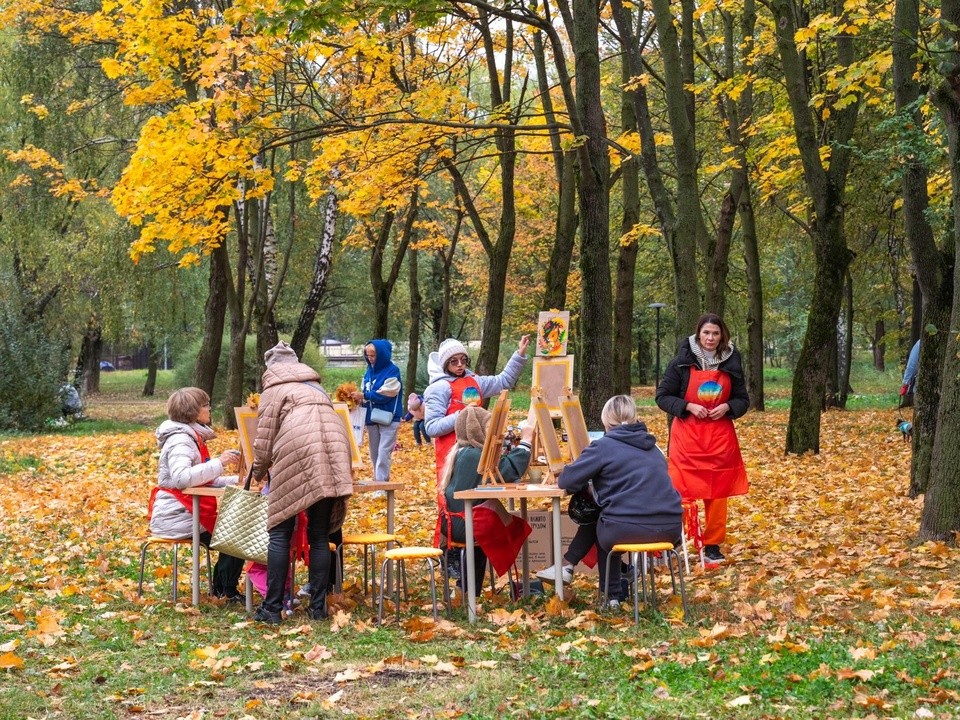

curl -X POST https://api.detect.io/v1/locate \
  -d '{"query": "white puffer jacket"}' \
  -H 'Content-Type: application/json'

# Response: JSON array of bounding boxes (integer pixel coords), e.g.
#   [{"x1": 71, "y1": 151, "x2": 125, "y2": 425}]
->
[{"x1": 149, "y1": 421, "x2": 236, "y2": 538}]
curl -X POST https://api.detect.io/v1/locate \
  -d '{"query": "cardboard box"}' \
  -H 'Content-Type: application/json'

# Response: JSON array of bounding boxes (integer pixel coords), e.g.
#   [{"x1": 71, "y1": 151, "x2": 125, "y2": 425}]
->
[{"x1": 525, "y1": 510, "x2": 597, "y2": 576}]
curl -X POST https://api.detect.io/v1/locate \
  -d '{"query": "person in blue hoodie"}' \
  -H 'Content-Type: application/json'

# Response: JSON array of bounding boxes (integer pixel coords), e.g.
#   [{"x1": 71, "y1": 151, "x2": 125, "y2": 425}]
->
[
  {"x1": 557, "y1": 395, "x2": 683, "y2": 607},
  {"x1": 351, "y1": 339, "x2": 403, "y2": 483}
]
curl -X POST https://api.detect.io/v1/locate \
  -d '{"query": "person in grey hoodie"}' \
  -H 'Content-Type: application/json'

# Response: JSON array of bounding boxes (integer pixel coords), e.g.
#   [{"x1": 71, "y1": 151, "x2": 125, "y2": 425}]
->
[
  {"x1": 557, "y1": 395, "x2": 682, "y2": 605},
  {"x1": 148, "y1": 387, "x2": 245, "y2": 601}
]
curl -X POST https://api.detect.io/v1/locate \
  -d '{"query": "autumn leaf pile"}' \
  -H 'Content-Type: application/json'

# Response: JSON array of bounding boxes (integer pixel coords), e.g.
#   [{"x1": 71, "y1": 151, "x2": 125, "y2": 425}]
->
[{"x1": 1, "y1": 405, "x2": 958, "y2": 674}]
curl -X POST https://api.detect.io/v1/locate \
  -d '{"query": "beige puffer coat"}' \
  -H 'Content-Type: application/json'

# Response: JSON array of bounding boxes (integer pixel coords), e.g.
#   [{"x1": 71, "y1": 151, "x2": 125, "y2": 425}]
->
[{"x1": 252, "y1": 360, "x2": 353, "y2": 530}]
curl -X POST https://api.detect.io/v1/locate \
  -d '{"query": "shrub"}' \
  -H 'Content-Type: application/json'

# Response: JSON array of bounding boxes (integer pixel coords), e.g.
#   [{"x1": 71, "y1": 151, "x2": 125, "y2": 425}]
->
[{"x1": 0, "y1": 307, "x2": 71, "y2": 430}]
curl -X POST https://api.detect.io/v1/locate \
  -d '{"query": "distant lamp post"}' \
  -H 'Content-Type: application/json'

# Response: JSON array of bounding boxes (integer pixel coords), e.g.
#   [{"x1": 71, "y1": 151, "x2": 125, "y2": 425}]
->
[{"x1": 648, "y1": 303, "x2": 667, "y2": 387}]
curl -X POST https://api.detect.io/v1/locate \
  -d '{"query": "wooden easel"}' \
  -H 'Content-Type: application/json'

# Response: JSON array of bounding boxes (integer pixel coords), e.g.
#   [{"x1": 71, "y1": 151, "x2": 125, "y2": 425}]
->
[
  {"x1": 559, "y1": 389, "x2": 590, "y2": 462},
  {"x1": 477, "y1": 390, "x2": 511, "y2": 485},
  {"x1": 530, "y1": 388, "x2": 565, "y2": 484}
]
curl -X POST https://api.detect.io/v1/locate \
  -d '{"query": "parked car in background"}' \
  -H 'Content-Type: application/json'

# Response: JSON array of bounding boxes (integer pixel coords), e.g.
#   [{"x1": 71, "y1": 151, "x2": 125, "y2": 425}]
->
[{"x1": 100, "y1": 360, "x2": 116, "y2": 371}]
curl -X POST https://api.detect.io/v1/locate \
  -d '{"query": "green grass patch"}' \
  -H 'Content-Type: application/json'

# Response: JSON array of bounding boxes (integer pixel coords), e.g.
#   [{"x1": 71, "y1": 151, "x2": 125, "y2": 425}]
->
[{"x1": 0, "y1": 451, "x2": 40, "y2": 475}]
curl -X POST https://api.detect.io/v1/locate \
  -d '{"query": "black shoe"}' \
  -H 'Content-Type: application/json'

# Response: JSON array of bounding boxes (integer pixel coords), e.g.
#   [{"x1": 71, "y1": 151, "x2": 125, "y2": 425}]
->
[
  {"x1": 253, "y1": 607, "x2": 282, "y2": 625},
  {"x1": 214, "y1": 589, "x2": 245, "y2": 604},
  {"x1": 309, "y1": 608, "x2": 328, "y2": 620},
  {"x1": 704, "y1": 545, "x2": 726, "y2": 563},
  {"x1": 446, "y1": 553, "x2": 462, "y2": 581}
]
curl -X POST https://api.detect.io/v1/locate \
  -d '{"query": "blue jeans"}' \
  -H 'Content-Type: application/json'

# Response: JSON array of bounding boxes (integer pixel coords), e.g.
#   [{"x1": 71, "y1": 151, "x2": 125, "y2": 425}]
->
[{"x1": 413, "y1": 419, "x2": 431, "y2": 445}]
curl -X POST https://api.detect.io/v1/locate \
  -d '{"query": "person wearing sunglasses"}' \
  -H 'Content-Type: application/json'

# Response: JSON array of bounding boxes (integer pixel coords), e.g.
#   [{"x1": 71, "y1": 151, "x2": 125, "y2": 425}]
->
[{"x1": 423, "y1": 335, "x2": 530, "y2": 482}]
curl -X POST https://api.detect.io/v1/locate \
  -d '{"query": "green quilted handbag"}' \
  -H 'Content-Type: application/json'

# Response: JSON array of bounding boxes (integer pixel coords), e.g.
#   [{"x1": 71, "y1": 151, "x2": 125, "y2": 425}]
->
[{"x1": 210, "y1": 469, "x2": 269, "y2": 564}]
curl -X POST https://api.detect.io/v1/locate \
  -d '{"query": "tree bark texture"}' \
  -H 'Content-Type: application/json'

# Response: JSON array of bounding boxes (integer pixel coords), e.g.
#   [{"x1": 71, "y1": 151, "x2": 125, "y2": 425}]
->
[
  {"x1": 406, "y1": 246, "x2": 422, "y2": 396},
  {"x1": 893, "y1": 0, "x2": 954, "y2": 495},
  {"x1": 649, "y1": 0, "x2": 702, "y2": 340},
  {"x1": 572, "y1": 0, "x2": 613, "y2": 427},
  {"x1": 291, "y1": 187, "x2": 337, "y2": 359},
  {"x1": 193, "y1": 240, "x2": 228, "y2": 397},
  {"x1": 772, "y1": 0, "x2": 858, "y2": 454},
  {"x1": 920, "y1": 0, "x2": 960, "y2": 536},
  {"x1": 740, "y1": 186, "x2": 765, "y2": 410}
]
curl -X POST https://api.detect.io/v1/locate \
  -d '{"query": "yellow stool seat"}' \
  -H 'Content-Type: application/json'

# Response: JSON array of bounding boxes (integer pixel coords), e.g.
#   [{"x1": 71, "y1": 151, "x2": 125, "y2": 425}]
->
[
  {"x1": 138, "y1": 536, "x2": 211, "y2": 604},
  {"x1": 384, "y1": 547, "x2": 442, "y2": 562},
  {"x1": 340, "y1": 533, "x2": 398, "y2": 597},
  {"x1": 604, "y1": 542, "x2": 689, "y2": 622},
  {"x1": 377, "y1": 546, "x2": 446, "y2": 625}
]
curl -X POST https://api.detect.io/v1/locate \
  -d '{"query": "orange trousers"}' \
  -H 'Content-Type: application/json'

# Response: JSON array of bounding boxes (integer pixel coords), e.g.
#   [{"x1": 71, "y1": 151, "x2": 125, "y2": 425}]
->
[{"x1": 701, "y1": 498, "x2": 728, "y2": 546}]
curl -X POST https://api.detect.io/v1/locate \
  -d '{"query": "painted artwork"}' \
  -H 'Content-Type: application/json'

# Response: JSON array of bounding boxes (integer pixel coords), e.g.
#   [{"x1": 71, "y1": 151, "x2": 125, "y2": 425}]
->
[{"x1": 536, "y1": 310, "x2": 570, "y2": 356}]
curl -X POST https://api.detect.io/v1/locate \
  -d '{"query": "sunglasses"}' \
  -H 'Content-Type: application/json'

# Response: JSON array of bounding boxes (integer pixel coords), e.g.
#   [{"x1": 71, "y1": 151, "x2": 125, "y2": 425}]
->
[{"x1": 447, "y1": 355, "x2": 469, "y2": 367}]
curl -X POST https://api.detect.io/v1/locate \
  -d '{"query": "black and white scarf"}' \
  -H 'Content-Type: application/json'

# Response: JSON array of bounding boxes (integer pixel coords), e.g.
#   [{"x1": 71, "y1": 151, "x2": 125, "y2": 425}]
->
[{"x1": 688, "y1": 335, "x2": 733, "y2": 371}]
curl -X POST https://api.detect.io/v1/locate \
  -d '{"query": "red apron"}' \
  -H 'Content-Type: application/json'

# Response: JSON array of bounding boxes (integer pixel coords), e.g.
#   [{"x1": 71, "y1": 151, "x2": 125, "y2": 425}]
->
[
  {"x1": 434, "y1": 375, "x2": 483, "y2": 482},
  {"x1": 667, "y1": 367, "x2": 748, "y2": 500}
]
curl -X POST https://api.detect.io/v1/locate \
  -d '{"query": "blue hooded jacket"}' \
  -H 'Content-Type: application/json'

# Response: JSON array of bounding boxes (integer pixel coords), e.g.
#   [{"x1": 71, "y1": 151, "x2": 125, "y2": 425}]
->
[{"x1": 361, "y1": 339, "x2": 403, "y2": 424}]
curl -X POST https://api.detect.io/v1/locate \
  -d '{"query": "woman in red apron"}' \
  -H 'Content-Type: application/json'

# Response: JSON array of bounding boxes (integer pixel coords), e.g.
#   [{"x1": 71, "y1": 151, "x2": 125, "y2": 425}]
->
[{"x1": 656, "y1": 314, "x2": 749, "y2": 564}]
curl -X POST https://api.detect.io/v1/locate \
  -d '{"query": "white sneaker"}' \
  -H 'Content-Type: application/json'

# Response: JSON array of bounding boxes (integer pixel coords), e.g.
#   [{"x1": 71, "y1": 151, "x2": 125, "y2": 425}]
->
[
  {"x1": 370, "y1": 490, "x2": 387, "y2": 499},
  {"x1": 606, "y1": 599, "x2": 621, "y2": 610},
  {"x1": 536, "y1": 564, "x2": 574, "y2": 584}
]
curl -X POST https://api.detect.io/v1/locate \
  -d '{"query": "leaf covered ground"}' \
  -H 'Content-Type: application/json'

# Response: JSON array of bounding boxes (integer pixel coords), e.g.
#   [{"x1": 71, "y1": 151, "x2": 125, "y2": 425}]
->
[{"x1": 2, "y1": 402, "x2": 960, "y2": 719}]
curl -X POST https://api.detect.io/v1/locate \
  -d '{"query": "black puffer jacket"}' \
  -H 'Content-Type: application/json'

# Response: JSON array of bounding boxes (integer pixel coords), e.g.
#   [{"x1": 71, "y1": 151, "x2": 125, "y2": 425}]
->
[{"x1": 655, "y1": 339, "x2": 750, "y2": 420}]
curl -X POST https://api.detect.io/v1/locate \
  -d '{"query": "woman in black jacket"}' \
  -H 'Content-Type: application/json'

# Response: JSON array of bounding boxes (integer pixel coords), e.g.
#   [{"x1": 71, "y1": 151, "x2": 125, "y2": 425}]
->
[{"x1": 655, "y1": 313, "x2": 749, "y2": 565}]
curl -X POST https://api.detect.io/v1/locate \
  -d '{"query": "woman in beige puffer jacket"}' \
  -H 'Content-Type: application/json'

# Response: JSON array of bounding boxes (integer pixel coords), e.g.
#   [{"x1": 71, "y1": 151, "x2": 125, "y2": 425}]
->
[{"x1": 251, "y1": 342, "x2": 353, "y2": 623}]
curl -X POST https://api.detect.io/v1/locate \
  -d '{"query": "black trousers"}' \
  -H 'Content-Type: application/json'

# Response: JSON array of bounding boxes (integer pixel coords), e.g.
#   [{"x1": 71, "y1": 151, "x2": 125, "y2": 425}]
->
[
  {"x1": 199, "y1": 531, "x2": 244, "y2": 597},
  {"x1": 263, "y1": 498, "x2": 335, "y2": 617}
]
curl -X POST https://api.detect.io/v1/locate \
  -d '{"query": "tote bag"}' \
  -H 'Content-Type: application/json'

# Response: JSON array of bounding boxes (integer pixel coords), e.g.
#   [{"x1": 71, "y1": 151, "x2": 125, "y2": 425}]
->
[{"x1": 210, "y1": 469, "x2": 269, "y2": 565}]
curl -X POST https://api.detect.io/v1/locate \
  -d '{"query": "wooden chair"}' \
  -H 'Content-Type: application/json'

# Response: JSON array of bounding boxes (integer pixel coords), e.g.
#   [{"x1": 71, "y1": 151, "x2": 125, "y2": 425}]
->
[{"x1": 138, "y1": 536, "x2": 211, "y2": 604}]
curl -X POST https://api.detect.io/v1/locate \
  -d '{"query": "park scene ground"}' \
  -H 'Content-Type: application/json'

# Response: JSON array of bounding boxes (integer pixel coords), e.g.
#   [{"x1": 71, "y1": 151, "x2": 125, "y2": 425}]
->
[{"x1": 1, "y1": 368, "x2": 958, "y2": 719}]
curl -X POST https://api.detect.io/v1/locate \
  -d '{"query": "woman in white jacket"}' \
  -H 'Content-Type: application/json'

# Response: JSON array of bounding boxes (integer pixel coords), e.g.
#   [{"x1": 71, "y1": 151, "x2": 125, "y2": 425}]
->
[{"x1": 148, "y1": 387, "x2": 244, "y2": 602}]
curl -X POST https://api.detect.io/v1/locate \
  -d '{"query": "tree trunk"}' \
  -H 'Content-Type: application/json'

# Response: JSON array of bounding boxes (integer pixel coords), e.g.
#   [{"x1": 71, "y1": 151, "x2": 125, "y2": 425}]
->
[
  {"x1": 872, "y1": 319, "x2": 886, "y2": 372},
  {"x1": 613, "y1": 49, "x2": 641, "y2": 396},
  {"x1": 894, "y1": 0, "x2": 955, "y2": 496},
  {"x1": 772, "y1": 0, "x2": 859, "y2": 453},
  {"x1": 406, "y1": 245, "x2": 422, "y2": 395},
  {"x1": 291, "y1": 186, "x2": 338, "y2": 360},
  {"x1": 837, "y1": 271, "x2": 854, "y2": 409},
  {"x1": 194, "y1": 239, "x2": 228, "y2": 396},
  {"x1": 649, "y1": 0, "x2": 704, "y2": 339},
  {"x1": 542, "y1": 151, "x2": 578, "y2": 312},
  {"x1": 920, "y1": 2, "x2": 960, "y2": 534},
  {"x1": 740, "y1": 185, "x2": 765, "y2": 411},
  {"x1": 143, "y1": 340, "x2": 159, "y2": 397},
  {"x1": 77, "y1": 320, "x2": 102, "y2": 395},
  {"x1": 573, "y1": 0, "x2": 613, "y2": 425}
]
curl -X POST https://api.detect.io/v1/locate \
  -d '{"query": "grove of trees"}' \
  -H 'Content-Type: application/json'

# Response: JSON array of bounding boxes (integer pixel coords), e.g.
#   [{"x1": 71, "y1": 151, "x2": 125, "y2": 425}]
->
[{"x1": 1, "y1": 0, "x2": 958, "y2": 540}]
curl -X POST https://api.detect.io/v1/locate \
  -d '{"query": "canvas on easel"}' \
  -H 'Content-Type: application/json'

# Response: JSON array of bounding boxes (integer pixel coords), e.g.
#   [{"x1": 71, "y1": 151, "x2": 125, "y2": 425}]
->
[
  {"x1": 531, "y1": 355, "x2": 574, "y2": 417},
  {"x1": 332, "y1": 402, "x2": 363, "y2": 470},
  {"x1": 234, "y1": 406, "x2": 259, "y2": 478},
  {"x1": 476, "y1": 390, "x2": 511, "y2": 485},
  {"x1": 531, "y1": 392, "x2": 565, "y2": 483},
  {"x1": 559, "y1": 390, "x2": 591, "y2": 461}
]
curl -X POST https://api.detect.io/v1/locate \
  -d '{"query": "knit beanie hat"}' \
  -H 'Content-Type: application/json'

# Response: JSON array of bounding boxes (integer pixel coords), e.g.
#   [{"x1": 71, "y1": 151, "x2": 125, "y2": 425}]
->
[
  {"x1": 455, "y1": 405, "x2": 490, "y2": 449},
  {"x1": 438, "y1": 338, "x2": 469, "y2": 372},
  {"x1": 264, "y1": 341, "x2": 299, "y2": 367}
]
